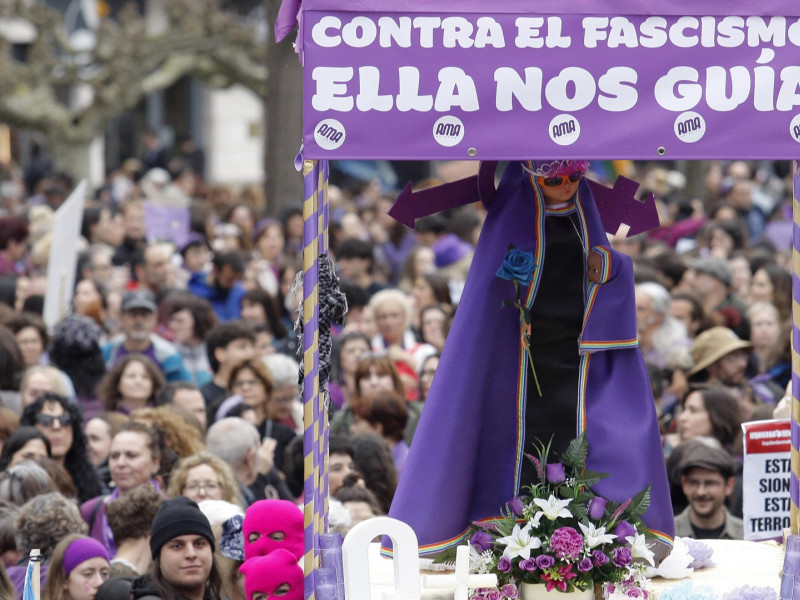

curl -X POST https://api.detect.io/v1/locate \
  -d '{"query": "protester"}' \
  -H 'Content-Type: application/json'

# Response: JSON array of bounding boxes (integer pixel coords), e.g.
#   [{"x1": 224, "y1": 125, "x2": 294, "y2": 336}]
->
[
  {"x1": 81, "y1": 422, "x2": 163, "y2": 556},
  {"x1": 674, "y1": 443, "x2": 743, "y2": 540},
  {"x1": 167, "y1": 452, "x2": 243, "y2": 507},
  {"x1": 102, "y1": 290, "x2": 190, "y2": 383},
  {"x1": 129, "y1": 496, "x2": 222, "y2": 600},
  {"x1": 105, "y1": 484, "x2": 164, "y2": 577},
  {"x1": 42, "y1": 534, "x2": 110, "y2": 600},
  {"x1": 20, "y1": 394, "x2": 102, "y2": 503}
]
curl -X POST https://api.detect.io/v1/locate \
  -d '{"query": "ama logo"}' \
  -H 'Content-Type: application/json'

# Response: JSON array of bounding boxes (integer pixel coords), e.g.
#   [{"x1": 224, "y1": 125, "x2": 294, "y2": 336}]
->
[
  {"x1": 548, "y1": 114, "x2": 580, "y2": 146},
  {"x1": 790, "y1": 114, "x2": 800, "y2": 144},
  {"x1": 432, "y1": 116, "x2": 465, "y2": 147},
  {"x1": 314, "y1": 119, "x2": 346, "y2": 151},
  {"x1": 674, "y1": 111, "x2": 706, "y2": 144}
]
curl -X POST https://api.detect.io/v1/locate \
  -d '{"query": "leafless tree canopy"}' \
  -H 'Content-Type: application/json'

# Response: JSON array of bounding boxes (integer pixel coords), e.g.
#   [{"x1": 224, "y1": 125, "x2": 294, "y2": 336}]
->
[{"x1": 0, "y1": 0, "x2": 268, "y2": 145}]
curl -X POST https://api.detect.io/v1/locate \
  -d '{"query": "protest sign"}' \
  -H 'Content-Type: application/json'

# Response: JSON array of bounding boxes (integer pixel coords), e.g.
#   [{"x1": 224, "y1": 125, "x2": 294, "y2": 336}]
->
[
  {"x1": 742, "y1": 419, "x2": 791, "y2": 541},
  {"x1": 43, "y1": 180, "x2": 86, "y2": 331}
]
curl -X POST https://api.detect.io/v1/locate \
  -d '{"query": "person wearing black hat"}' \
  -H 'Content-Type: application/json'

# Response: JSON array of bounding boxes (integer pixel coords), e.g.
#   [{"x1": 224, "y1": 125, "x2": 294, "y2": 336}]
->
[
  {"x1": 674, "y1": 442, "x2": 743, "y2": 540},
  {"x1": 130, "y1": 497, "x2": 222, "y2": 600},
  {"x1": 102, "y1": 289, "x2": 191, "y2": 383}
]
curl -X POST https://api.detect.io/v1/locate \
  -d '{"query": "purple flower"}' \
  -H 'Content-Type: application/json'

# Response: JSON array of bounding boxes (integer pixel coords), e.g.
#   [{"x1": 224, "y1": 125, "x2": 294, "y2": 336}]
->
[
  {"x1": 508, "y1": 497, "x2": 524, "y2": 516},
  {"x1": 497, "y1": 557, "x2": 513, "y2": 573},
  {"x1": 626, "y1": 588, "x2": 644, "y2": 598},
  {"x1": 614, "y1": 521, "x2": 636, "y2": 542},
  {"x1": 587, "y1": 496, "x2": 607, "y2": 520},
  {"x1": 519, "y1": 558, "x2": 537, "y2": 572},
  {"x1": 546, "y1": 462, "x2": 566, "y2": 484},
  {"x1": 577, "y1": 557, "x2": 594, "y2": 573},
  {"x1": 535, "y1": 554, "x2": 555, "y2": 569},
  {"x1": 470, "y1": 596, "x2": 485, "y2": 600},
  {"x1": 549, "y1": 527, "x2": 584, "y2": 560},
  {"x1": 592, "y1": 550, "x2": 609, "y2": 566},
  {"x1": 486, "y1": 589, "x2": 503, "y2": 600},
  {"x1": 501, "y1": 584, "x2": 518, "y2": 599},
  {"x1": 613, "y1": 547, "x2": 633, "y2": 568},
  {"x1": 470, "y1": 530, "x2": 493, "y2": 553},
  {"x1": 683, "y1": 537, "x2": 715, "y2": 570}
]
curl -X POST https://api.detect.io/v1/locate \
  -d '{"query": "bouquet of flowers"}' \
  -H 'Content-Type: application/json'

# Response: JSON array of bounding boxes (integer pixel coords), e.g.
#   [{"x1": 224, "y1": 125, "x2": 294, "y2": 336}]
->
[{"x1": 442, "y1": 435, "x2": 656, "y2": 598}]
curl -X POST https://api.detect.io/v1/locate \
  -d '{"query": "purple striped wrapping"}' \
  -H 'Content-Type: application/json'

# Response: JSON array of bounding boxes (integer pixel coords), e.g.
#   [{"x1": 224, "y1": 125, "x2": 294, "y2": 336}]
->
[
  {"x1": 792, "y1": 162, "x2": 800, "y2": 535},
  {"x1": 303, "y1": 158, "x2": 322, "y2": 600}
]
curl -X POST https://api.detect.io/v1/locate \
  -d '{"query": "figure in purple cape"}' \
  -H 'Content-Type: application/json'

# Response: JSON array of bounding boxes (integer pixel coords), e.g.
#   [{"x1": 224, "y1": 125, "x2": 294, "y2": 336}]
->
[{"x1": 386, "y1": 160, "x2": 674, "y2": 558}]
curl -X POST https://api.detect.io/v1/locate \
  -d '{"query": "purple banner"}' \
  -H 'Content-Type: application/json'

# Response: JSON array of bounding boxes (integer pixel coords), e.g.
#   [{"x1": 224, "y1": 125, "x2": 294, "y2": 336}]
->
[
  {"x1": 302, "y1": 12, "x2": 800, "y2": 159},
  {"x1": 299, "y1": 1, "x2": 800, "y2": 18}
]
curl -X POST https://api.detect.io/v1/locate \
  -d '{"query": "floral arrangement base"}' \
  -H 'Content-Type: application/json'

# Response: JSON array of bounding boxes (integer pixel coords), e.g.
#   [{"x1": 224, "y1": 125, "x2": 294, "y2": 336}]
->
[{"x1": 521, "y1": 583, "x2": 595, "y2": 600}]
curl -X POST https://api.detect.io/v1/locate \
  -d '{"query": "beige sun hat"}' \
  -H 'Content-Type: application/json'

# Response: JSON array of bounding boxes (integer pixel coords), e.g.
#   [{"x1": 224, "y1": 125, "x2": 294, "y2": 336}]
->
[{"x1": 687, "y1": 326, "x2": 752, "y2": 376}]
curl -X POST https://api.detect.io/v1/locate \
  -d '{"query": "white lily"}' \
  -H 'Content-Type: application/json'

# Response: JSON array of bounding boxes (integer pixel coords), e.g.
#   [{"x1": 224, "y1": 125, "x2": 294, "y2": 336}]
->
[
  {"x1": 578, "y1": 522, "x2": 616, "y2": 549},
  {"x1": 626, "y1": 532, "x2": 656, "y2": 567},
  {"x1": 496, "y1": 523, "x2": 542, "y2": 560},
  {"x1": 530, "y1": 495, "x2": 572, "y2": 528}
]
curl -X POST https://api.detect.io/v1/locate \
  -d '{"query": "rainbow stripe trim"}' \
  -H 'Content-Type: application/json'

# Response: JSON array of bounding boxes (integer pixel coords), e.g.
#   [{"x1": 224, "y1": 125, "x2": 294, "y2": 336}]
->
[
  {"x1": 649, "y1": 529, "x2": 675, "y2": 548},
  {"x1": 381, "y1": 527, "x2": 473, "y2": 558},
  {"x1": 577, "y1": 355, "x2": 590, "y2": 434},
  {"x1": 515, "y1": 163, "x2": 549, "y2": 493},
  {"x1": 544, "y1": 203, "x2": 577, "y2": 217},
  {"x1": 593, "y1": 246, "x2": 612, "y2": 282}
]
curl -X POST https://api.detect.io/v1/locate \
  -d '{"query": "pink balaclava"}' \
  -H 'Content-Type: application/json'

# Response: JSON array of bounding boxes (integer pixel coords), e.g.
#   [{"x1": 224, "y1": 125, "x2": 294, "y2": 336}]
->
[
  {"x1": 240, "y1": 549, "x2": 303, "y2": 600},
  {"x1": 243, "y1": 499, "x2": 303, "y2": 561}
]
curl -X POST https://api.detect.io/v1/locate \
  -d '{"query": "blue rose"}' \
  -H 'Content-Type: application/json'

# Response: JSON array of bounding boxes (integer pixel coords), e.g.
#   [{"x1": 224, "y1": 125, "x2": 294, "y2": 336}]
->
[{"x1": 496, "y1": 248, "x2": 536, "y2": 285}]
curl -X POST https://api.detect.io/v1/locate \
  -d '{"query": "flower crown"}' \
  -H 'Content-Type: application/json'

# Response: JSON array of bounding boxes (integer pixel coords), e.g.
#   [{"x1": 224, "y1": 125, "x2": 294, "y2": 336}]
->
[{"x1": 523, "y1": 160, "x2": 591, "y2": 178}]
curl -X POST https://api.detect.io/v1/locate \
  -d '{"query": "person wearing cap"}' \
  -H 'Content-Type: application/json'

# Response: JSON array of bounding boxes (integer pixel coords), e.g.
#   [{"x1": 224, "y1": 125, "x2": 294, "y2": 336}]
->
[
  {"x1": 129, "y1": 496, "x2": 222, "y2": 600},
  {"x1": 43, "y1": 534, "x2": 111, "y2": 600},
  {"x1": 674, "y1": 442, "x2": 743, "y2": 540},
  {"x1": 678, "y1": 256, "x2": 749, "y2": 340},
  {"x1": 687, "y1": 326, "x2": 752, "y2": 390},
  {"x1": 102, "y1": 290, "x2": 191, "y2": 383}
]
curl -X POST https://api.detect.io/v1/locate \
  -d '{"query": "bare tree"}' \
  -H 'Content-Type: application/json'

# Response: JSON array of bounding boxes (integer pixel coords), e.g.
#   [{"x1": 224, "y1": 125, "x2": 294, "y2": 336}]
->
[
  {"x1": 0, "y1": 0, "x2": 267, "y2": 182},
  {"x1": 264, "y1": 0, "x2": 302, "y2": 217}
]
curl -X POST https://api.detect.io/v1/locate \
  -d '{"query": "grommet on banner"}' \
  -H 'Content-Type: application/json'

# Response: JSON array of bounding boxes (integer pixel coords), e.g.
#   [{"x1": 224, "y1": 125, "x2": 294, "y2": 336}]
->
[
  {"x1": 657, "y1": 146, "x2": 666, "y2": 156},
  {"x1": 467, "y1": 147, "x2": 477, "y2": 157}
]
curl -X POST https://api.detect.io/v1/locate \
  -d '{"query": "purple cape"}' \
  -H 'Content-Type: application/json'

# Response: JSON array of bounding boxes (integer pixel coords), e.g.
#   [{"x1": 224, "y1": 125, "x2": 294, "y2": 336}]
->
[{"x1": 386, "y1": 162, "x2": 673, "y2": 555}]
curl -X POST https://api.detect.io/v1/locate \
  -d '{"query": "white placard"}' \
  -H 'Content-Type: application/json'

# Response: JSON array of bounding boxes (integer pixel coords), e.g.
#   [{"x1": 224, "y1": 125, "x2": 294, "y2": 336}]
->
[
  {"x1": 742, "y1": 419, "x2": 791, "y2": 541},
  {"x1": 43, "y1": 180, "x2": 87, "y2": 330}
]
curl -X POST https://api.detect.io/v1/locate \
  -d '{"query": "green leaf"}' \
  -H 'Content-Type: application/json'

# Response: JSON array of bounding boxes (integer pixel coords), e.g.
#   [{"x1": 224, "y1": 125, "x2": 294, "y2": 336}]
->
[
  {"x1": 575, "y1": 469, "x2": 610, "y2": 488},
  {"x1": 572, "y1": 502, "x2": 589, "y2": 521},
  {"x1": 562, "y1": 433, "x2": 589, "y2": 469},
  {"x1": 627, "y1": 485, "x2": 652, "y2": 517},
  {"x1": 433, "y1": 546, "x2": 459, "y2": 564}
]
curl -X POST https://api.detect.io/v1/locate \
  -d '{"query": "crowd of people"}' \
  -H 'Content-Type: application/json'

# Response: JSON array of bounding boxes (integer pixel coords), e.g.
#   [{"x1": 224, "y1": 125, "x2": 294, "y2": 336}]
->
[{"x1": 0, "y1": 148, "x2": 795, "y2": 598}]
